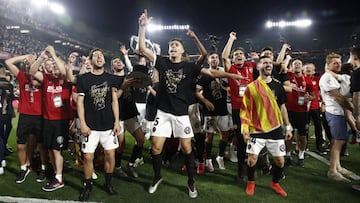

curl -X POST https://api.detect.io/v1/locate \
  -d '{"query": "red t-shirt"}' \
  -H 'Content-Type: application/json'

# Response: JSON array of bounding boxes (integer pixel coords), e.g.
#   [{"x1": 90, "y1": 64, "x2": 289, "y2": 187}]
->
[
  {"x1": 228, "y1": 61, "x2": 256, "y2": 109},
  {"x1": 305, "y1": 75, "x2": 320, "y2": 110},
  {"x1": 16, "y1": 71, "x2": 42, "y2": 115},
  {"x1": 42, "y1": 73, "x2": 72, "y2": 120},
  {"x1": 286, "y1": 72, "x2": 314, "y2": 112}
]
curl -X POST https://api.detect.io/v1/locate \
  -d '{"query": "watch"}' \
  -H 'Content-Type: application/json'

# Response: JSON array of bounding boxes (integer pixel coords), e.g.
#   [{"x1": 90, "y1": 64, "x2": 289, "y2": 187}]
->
[{"x1": 285, "y1": 125, "x2": 293, "y2": 131}]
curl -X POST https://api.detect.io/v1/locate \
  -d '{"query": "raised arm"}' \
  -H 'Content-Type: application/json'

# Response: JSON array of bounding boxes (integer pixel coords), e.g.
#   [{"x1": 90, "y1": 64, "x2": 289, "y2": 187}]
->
[
  {"x1": 5, "y1": 54, "x2": 35, "y2": 76},
  {"x1": 66, "y1": 52, "x2": 78, "y2": 83},
  {"x1": 222, "y1": 32, "x2": 237, "y2": 72},
  {"x1": 46, "y1": 46, "x2": 66, "y2": 77},
  {"x1": 120, "y1": 45, "x2": 134, "y2": 72},
  {"x1": 187, "y1": 30, "x2": 207, "y2": 65},
  {"x1": 138, "y1": 9, "x2": 155, "y2": 63},
  {"x1": 276, "y1": 43, "x2": 291, "y2": 64},
  {"x1": 29, "y1": 51, "x2": 47, "y2": 81}
]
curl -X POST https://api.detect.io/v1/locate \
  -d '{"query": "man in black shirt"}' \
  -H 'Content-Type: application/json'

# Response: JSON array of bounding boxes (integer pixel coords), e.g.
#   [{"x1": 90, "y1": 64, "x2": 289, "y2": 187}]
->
[{"x1": 77, "y1": 49, "x2": 121, "y2": 201}]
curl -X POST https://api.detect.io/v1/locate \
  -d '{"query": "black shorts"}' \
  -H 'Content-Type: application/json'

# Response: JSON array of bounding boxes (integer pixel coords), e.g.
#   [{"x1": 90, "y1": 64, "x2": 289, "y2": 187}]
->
[
  {"x1": 43, "y1": 119, "x2": 69, "y2": 150},
  {"x1": 288, "y1": 111, "x2": 309, "y2": 135},
  {"x1": 17, "y1": 114, "x2": 43, "y2": 144}
]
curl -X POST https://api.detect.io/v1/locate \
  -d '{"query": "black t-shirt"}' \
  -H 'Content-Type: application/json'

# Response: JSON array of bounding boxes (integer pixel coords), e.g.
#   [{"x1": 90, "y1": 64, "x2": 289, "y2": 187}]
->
[
  {"x1": 145, "y1": 82, "x2": 159, "y2": 121},
  {"x1": 133, "y1": 87, "x2": 148, "y2": 103},
  {"x1": 351, "y1": 67, "x2": 360, "y2": 93},
  {"x1": 197, "y1": 75, "x2": 228, "y2": 116},
  {"x1": 155, "y1": 56, "x2": 202, "y2": 115},
  {"x1": 76, "y1": 72, "x2": 117, "y2": 131},
  {"x1": 116, "y1": 75, "x2": 139, "y2": 121},
  {"x1": 0, "y1": 77, "x2": 14, "y2": 116},
  {"x1": 267, "y1": 78, "x2": 287, "y2": 106}
]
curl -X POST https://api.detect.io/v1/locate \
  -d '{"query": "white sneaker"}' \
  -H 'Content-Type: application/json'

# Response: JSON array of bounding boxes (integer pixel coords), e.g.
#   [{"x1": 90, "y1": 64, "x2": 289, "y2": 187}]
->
[
  {"x1": 229, "y1": 152, "x2": 238, "y2": 163},
  {"x1": 1, "y1": 160, "x2": 6, "y2": 168},
  {"x1": 133, "y1": 157, "x2": 144, "y2": 168},
  {"x1": 216, "y1": 156, "x2": 226, "y2": 170},
  {"x1": 148, "y1": 178, "x2": 163, "y2": 194},
  {"x1": 205, "y1": 159, "x2": 214, "y2": 172},
  {"x1": 92, "y1": 171, "x2": 98, "y2": 180},
  {"x1": 188, "y1": 184, "x2": 198, "y2": 198},
  {"x1": 0, "y1": 167, "x2": 4, "y2": 175}
]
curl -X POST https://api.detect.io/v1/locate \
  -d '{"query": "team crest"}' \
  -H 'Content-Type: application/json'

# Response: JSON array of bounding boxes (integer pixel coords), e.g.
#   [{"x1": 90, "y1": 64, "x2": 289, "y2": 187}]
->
[
  {"x1": 247, "y1": 144, "x2": 252, "y2": 150},
  {"x1": 153, "y1": 127, "x2": 156, "y2": 132},
  {"x1": 184, "y1": 127, "x2": 191, "y2": 134},
  {"x1": 279, "y1": 144, "x2": 285, "y2": 152}
]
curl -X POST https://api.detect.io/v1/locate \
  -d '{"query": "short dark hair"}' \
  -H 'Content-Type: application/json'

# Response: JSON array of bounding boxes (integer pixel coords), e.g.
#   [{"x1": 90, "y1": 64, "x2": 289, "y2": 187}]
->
[
  {"x1": 350, "y1": 46, "x2": 360, "y2": 59},
  {"x1": 207, "y1": 51, "x2": 219, "y2": 58},
  {"x1": 258, "y1": 55, "x2": 271, "y2": 63},
  {"x1": 260, "y1": 46, "x2": 273, "y2": 53},
  {"x1": 231, "y1": 47, "x2": 245, "y2": 58},
  {"x1": 169, "y1": 38, "x2": 185, "y2": 47},
  {"x1": 89, "y1": 48, "x2": 103, "y2": 60}
]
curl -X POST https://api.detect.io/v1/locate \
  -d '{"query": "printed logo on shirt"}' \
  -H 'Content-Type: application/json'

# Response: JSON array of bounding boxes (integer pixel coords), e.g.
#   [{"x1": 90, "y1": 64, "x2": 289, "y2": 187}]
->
[
  {"x1": 165, "y1": 69, "x2": 186, "y2": 93},
  {"x1": 90, "y1": 82, "x2": 110, "y2": 110}
]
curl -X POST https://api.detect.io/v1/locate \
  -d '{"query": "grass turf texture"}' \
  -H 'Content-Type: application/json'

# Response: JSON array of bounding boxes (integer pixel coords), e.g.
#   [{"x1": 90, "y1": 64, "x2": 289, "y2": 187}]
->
[{"x1": 1, "y1": 112, "x2": 360, "y2": 202}]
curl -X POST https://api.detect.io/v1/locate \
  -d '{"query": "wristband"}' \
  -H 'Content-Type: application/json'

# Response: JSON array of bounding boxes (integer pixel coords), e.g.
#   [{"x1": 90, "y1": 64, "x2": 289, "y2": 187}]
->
[{"x1": 285, "y1": 125, "x2": 293, "y2": 131}]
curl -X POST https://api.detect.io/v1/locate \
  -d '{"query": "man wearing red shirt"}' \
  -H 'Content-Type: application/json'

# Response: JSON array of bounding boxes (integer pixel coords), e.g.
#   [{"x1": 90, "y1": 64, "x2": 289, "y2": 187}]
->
[
  {"x1": 222, "y1": 32, "x2": 256, "y2": 181},
  {"x1": 5, "y1": 54, "x2": 47, "y2": 183},
  {"x1": 30, "y1": 46, "x2": 72, "y2": 192},
  {"x1": 286, "y1": 58, "x2": 315, "y2": 167}
]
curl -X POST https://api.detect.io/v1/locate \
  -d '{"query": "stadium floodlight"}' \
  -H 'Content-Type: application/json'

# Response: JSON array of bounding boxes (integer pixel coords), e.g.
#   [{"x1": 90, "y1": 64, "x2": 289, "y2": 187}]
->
[
  {"x1": 265, "y1": 19, "x2": 312, "y2": 28},
  {"x1": 20, "y1": 29, "x2": 30, "y2": 34},
  {"x1": 147, "y1": 23, "x2": 190, "y2": 32},
  {"x1": 49, "y1": 2, "x2": 65, "y2": 15}
]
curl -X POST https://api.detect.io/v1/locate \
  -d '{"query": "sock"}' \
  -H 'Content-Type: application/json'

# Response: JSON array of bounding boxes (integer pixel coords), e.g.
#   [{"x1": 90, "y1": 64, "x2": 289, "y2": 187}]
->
[
  {"x1": 298, "y1": 150, "x2": 305, "y2": 159},
  {"x1": 247, "y1": 165, "x2": 256, "y2": 181},
  {"x1": 115, "y1": 153, "x2": 122, "y2": 168},
  {"x1": 205, "y1": 142, "x2": 212, "y2": 159},
  {"x1": 272, "y1": 165, "x2": 284, "y2": 183},
  {"x1": 105, "y1": 173, "x2": 112, "y2": 186},
  {"x1": 130, "y1": 145, "x2": 143, "y2": 163},
  {"x1": 194, "y1": 133, "x2": 205, "y2": 163},
  {"x1": 219, "y1": 140, "x2": 228, "y2": 157},
  {"x1": 185, "y1": 152, "x2": 195, "y2": 186},
  {"x1": 152, "y1": 153, "x2": 163, "y2": 180},
  {"x1": 55, "y1": 174, "x2": 63, "y2": 182},
  {"x1": 84, "y1": 178, "x2": 93, "y2": 189},
  {"x1": 21, "y1": 164, "x2": 27, "y2": 170}
]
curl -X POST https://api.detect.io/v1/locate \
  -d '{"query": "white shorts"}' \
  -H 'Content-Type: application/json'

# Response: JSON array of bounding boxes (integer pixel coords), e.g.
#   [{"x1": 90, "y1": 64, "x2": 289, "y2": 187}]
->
[
  {"x1": 188, "y1": 103, "x2": 202, "y2": 134},
  {"x1": 81, "y1": 129, "x2": 119, "y2": 153},
  {"x1": 203, "y1": 116, "x2": 229, "y2": 133},
  {"x1": 135, "y1": 102, "x2": 147, "y2": 131},
  {"x1": 227, "y1": 103, "x2": 234, "y2": 129},
  {"x1": 123, "y1": 116, "x2": 141, "y2": 134},
  {"x1": 246, "y1": 137, "x2": 286, "y2": 157},
  {"x1": 152, "y1": 110, "x2": 194, "y2": 138}
]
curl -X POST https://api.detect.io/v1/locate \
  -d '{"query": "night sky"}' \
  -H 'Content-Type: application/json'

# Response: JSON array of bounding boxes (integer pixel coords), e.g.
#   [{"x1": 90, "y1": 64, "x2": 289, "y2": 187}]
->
[{"x1": 59, "y1": 0, "x2": 359, "y2": 54}]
